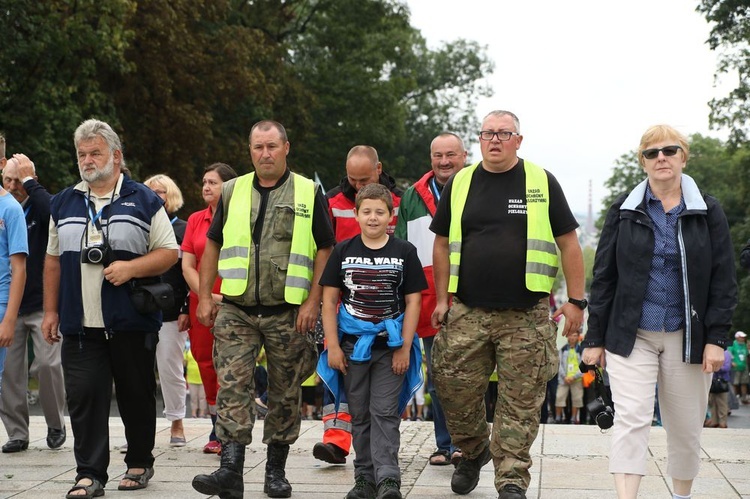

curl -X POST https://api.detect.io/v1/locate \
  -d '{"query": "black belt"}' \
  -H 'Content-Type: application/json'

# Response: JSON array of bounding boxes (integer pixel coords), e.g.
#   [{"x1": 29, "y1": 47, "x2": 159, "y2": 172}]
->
[
  {"x1": 342, "y1": 333, "x2": 390, "y2": 349},
  {"x1": 225, "y1": 300, "x2": 294, "y2": 317},
  {"x1": 81, "y1": 327, "x2": 155, "y2": 335},
  {"x1": 82, "y1": 327, "x2": 106, "y2": 334}
]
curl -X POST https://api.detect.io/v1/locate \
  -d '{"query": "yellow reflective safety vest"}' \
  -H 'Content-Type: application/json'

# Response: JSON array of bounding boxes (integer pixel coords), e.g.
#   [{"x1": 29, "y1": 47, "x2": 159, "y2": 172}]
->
[
  {"x1": 218, "y1": 172, "x2": 317, "y2": 304},
  {"x1": 447, "y1": 161, "x2": 558, "y2": 294}
]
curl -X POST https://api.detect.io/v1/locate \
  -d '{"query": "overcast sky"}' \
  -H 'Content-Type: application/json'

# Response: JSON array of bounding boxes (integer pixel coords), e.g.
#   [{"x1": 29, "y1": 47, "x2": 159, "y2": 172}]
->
[{"x1": 406, "y1": 0, "x2": 731, "y2": 217}]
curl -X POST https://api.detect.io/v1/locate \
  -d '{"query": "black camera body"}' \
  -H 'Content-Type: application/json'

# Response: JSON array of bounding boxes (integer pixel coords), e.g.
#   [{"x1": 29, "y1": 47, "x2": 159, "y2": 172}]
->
[
  {"x1": 81, "y1": 243, "x2": 113, "y2": 266},
  {"x1": 579, "y1": 360, "x2": 615, "y2": 430},
  {"x1": 586, "y1": 396, "x2": 614, "y2": 430}
]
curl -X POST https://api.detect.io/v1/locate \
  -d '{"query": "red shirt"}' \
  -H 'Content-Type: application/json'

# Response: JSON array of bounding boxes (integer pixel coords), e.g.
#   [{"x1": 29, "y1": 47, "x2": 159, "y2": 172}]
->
[
  {"x1": 182, "y1": 206, "x2": 222, "y2": 295},
  {"x1": 327, "y1": 190, "x2": 402, "y2": 242}
]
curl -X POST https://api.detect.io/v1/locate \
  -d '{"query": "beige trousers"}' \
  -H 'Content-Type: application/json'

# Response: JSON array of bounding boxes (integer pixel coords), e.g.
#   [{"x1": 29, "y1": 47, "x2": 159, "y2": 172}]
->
[
  {"x1": 606, "y1": 329, "x2": 710, "y2": 479},
  {"x1": 708, "y1": 392, "x2": 729, "y2": 426}
]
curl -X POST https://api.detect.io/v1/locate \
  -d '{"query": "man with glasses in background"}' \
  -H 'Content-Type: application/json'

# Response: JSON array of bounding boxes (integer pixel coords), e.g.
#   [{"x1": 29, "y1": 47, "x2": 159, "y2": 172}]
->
[{"x1": 429, "y1": 110, "x2": 585, "y2": 499}]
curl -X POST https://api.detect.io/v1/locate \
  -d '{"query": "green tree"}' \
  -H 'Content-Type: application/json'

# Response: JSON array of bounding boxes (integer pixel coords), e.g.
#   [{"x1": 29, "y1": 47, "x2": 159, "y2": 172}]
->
[
  {"x1": 596, "y1": 150, "x2": 641, "y2": 230},
  {"x1": 285, "y1": 0, "x2": 493, "y2": 187},
  {"x1": 0, "y1": 0, "x2": 135, "y2": 191},
  {"x1": 583, "y1": 245, "x2": 596, "y2": 293},
  {"x1": 697, "y1": 0, "x2": 750, "y2": 144},
  {"x1": 112, "y1": 0, "x2": 294, "y2": 211},
  {"x1": 2, "y1": 0, "x2": 492, "y2": 213},
  {"x1": 393, "y1": 38, "x2": 493, "y2": 179}
]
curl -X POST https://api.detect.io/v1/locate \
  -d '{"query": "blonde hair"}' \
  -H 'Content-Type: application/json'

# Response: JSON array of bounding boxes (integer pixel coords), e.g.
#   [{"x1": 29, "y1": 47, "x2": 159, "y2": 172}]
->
[
  {"x1": 144, "y1": 174, "x2": 184, "y2": 213},
  {"x1": 638, "y1": 125, "x2": 690, "y2": 167}
]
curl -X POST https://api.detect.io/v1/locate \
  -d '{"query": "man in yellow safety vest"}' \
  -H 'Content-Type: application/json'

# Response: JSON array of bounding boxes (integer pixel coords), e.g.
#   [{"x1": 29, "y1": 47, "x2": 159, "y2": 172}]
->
[
  {"x1": 192, "y1": 120, "x2": 335, "y2": 499},
  {"x1": 429, "y1": 110, "x2": 585, "y2": 499}
]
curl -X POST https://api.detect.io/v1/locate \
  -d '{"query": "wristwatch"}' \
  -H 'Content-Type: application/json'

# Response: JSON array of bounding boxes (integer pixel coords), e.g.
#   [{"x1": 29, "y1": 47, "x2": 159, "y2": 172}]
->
[{"x1": 568, "y1": 297, "x2": 588, "y2": 310}]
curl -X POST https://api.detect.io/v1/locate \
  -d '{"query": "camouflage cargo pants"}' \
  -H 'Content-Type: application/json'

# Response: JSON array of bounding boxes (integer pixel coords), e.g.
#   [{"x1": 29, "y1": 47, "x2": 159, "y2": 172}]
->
[
  {"x1": 432, "y1": 297, "x2": 558, "y2": 491},
  {"x1": 212, "y1": 303, "x2": 317, "y2": 445}
]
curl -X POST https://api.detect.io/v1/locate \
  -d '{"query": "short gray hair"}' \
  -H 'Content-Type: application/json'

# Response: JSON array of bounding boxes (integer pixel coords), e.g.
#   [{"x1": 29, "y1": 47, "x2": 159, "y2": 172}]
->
[
  {"x1": 74, "y1": 119, "x2": 126, "y2": 166},
  {"x1": 431, "y1": 132, "x2": 466, "y2": 152},
  {"x1": 483, "y1": 110, "x2": 521, "y2": 134}
]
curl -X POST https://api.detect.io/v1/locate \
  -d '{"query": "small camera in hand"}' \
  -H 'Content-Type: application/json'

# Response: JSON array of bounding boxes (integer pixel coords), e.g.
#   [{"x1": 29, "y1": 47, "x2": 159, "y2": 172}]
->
[
  {"x1": 579, "y1": 361, "x2": 615, "y2": 430},
  {"x1": 585, "y1": 396, "x2": 614, "y2": 430},
  {"x1": 81, "y1": 243, "x2": 112, "y2": 266}
]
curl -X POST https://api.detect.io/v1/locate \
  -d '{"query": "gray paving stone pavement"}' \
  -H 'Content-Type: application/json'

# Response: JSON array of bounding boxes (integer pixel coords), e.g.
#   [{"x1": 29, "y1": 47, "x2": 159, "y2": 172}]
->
[{"x1": 1, "y1": 415, "x2": 749, "y2": 498}]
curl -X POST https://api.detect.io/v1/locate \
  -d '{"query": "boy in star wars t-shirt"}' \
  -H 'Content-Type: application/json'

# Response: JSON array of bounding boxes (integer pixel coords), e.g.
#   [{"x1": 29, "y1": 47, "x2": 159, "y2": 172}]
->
[{"x1": 318, "y1": 183, "x2": 426, "y2": 499}]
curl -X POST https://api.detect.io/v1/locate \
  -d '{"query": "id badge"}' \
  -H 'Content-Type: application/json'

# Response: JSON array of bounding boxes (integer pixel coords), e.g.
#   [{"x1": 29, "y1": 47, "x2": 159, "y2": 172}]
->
[{"x1": 88, "y1": 226, "x2": 103, "y2": 245}]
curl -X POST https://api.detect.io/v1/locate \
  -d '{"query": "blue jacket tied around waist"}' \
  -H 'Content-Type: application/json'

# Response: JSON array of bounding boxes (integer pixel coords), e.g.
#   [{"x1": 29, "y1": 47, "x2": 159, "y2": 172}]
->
[{"x1": 317, "y1": 306, "x2": 423, "y2": 415}]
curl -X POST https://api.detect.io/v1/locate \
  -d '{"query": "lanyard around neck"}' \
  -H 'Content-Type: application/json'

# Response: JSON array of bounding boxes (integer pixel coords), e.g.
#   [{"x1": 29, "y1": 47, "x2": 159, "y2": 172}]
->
[
  {"x1": 430, "y1": 177, "x2": 442, "y2": 202},
  {"x1": 85, "y1": 198, "x2": 105, "y2": 227},
  {"x1": 85, "y1": 187, "x2": 116, "y2": 230}
]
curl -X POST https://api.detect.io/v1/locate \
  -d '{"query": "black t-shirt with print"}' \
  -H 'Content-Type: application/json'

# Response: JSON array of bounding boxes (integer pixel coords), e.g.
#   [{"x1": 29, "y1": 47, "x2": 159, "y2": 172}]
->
[
  {"x1": 430, "y1": 159, "x2": 578, "y2": 309},
  {"x1": 320, "y1": 235, "x2": 427, "y2": 323}
]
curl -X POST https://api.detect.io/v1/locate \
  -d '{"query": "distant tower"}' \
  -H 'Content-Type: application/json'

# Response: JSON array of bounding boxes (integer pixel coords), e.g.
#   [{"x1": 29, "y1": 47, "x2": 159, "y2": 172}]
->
[{"x1": 586, "y1": 180, "x2": 595, "y2": 234}]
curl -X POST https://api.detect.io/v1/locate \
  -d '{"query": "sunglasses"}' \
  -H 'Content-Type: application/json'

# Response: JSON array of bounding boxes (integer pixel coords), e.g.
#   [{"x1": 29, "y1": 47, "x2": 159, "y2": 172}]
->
[{"x1": 642, "y1": 145, "x2": 682, "y2": 160}]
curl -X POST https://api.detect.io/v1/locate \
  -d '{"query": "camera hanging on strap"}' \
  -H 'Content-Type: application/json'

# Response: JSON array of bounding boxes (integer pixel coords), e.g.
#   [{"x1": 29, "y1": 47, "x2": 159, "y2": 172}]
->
[
  {"x1": 81, "y1": 188, "x2": 114, "y2": 266},
  {"x1": 579, "y1": 361, "x2": 615, "y2": 430}
]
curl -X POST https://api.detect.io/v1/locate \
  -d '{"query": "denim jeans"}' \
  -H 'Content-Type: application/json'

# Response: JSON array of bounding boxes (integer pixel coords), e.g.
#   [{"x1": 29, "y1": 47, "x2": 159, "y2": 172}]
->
[{"x1": 422, "y1": 335, "x2": 453, "y2": 453}]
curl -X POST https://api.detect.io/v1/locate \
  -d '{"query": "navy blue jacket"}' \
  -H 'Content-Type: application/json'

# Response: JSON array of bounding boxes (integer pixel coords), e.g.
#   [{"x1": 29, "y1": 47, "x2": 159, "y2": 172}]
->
[
  {"x1": 583, "y1": 175, "x2": 737, "y2": 363},
  {"x1": 50, "y1": 176, "x2": 166, "y2": 335},
  {"x1": 19, "y1": 178, "x2": 51, "y2": 314}
]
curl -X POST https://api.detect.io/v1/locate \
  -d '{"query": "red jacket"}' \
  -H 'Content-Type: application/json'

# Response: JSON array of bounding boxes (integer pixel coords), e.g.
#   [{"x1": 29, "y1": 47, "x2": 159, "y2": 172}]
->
[
  {"x1": 394, "y1": 171, "x2": 442, "y2": 338},
  {"x1": 326, "y1": 172, "x2": 403, "y2": 242}
]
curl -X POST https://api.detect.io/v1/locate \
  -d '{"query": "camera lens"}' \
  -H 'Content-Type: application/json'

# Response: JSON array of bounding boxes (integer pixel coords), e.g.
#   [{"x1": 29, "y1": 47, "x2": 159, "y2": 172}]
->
[
  {"x1": 87, "y1": 247, "x2": 103, "y2": 264},
  {"x1": 596, "y1": 410, "x2": 614, "y2": 430}
]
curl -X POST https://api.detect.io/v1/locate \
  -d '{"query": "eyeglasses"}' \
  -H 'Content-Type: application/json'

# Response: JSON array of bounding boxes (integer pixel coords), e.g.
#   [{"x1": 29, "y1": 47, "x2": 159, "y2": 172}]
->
[
  {"x1": 641, "y1": 145, "x2": 682, "y2": 160},
  {"x1": 479, "y1": 130, "x2": 520, "y2": 141}
]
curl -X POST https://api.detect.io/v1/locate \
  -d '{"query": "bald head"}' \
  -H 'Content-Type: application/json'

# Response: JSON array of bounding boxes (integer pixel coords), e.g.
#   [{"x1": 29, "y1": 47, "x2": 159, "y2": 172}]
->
[
  {"x1": 2, "y1": 157, "x2": 33, "y2": 203},
  {"x1": 346, "y1": 145, "x2": 382, "y2": 192}
]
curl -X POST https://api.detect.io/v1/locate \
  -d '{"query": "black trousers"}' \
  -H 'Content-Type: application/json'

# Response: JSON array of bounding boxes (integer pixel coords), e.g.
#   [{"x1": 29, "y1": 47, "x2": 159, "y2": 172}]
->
[{"x1": 62, "y1": 329, "x2": 158, "y2": 485}]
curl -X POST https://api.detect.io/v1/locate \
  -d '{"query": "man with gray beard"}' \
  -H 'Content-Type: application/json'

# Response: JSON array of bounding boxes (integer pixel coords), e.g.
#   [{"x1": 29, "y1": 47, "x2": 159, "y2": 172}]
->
[{"x1": 42, "y1": 119, "x2": 178, "y2": 498}]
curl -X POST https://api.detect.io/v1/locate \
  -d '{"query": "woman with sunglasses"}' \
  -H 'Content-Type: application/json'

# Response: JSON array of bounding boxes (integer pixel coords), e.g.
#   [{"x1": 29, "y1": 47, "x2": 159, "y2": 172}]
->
[{"x1": 581, "y1": 124, "x2": 737, "y2": 499}]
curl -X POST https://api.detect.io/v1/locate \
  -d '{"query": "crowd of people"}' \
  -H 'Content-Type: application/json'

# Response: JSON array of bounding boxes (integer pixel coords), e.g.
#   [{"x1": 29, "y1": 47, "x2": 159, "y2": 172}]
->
[{"x1": 0, "y1": 111, "x2": 748, "y2": 499}]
